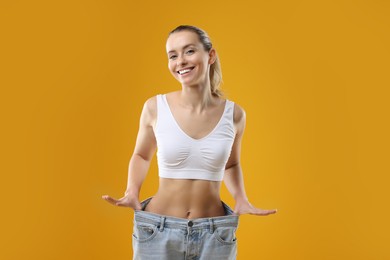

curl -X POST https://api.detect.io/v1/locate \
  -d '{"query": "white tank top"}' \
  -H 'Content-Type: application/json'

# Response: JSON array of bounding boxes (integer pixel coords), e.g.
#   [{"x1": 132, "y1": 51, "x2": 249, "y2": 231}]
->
[{"x1": 154, "y1": 94, "x2": 236, "y2": 181}]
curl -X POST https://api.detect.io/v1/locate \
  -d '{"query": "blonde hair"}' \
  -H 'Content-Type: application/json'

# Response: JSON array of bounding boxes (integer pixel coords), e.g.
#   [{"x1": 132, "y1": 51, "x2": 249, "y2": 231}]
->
[{"x1": 168, "y1": 25, "x2": 223, "y2": 97}]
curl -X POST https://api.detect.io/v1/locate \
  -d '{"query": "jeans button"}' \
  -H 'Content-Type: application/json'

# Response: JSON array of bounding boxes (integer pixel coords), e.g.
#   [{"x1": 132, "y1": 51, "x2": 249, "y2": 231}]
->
[{"x1": 188, "y1": 220, "x2": 193, "y2": 227}]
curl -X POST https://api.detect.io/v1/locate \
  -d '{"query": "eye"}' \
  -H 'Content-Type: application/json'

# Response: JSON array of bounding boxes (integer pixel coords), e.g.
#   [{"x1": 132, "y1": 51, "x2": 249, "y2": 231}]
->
[
  {"x1": 169, "y1": 55, "x2": 177, "y2": 60},
  {"x1": 186, "y1": 49, "x2": 195, "y2": 54}
]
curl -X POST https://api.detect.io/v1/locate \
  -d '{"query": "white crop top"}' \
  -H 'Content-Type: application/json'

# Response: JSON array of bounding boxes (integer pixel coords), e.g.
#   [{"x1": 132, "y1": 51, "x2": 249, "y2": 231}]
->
[{"x1": 154, "y1": 94, "x2": 236, "y2": 181}]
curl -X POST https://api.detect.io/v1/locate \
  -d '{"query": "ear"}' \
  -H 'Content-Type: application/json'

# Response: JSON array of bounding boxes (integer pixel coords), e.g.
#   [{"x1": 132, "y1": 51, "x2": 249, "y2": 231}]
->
[{"x1": 208, "y1": 48, "x2": 217, "y2": 65}]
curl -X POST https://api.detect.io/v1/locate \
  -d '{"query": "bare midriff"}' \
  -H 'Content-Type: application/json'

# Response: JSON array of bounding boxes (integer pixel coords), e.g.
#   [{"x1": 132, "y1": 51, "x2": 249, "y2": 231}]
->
[{"x1": 144, "y1": 178, "x2": 226, "y2": 219}]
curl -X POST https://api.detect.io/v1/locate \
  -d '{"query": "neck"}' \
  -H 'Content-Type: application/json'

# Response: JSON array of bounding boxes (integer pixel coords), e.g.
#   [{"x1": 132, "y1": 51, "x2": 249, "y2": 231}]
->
[{"x1": 179, "y1": 82, "x2": 214, "y2": 111}]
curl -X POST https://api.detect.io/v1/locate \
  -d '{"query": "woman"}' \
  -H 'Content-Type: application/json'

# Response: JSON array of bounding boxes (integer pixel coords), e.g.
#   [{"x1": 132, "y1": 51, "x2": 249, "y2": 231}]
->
[{"x1": 102, "y1": 25, "x2": 277, "y2": 259}]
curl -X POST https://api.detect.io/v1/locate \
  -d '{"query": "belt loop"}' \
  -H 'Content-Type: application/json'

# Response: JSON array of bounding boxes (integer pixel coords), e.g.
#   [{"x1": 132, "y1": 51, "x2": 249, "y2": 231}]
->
[
  {"x1": 159, "y1": 217, "x2": 166, "y2": 232},
  {"x1": 209, "y1": 218, "x2": 214, "y2": 234}
]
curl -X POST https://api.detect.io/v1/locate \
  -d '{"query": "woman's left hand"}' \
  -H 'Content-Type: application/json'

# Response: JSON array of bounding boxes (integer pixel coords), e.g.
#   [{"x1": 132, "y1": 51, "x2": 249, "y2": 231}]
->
[{"x1": 234, "y1": 200, "x2": 278, "y2": 216}]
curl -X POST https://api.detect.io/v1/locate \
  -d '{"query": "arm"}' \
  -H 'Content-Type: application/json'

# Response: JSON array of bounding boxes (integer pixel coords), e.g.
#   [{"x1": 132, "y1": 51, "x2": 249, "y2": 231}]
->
[
  {"x1": 224, "y1": 104, "x2": 277, "y2": 216},
  {"x1": 102, "y1": 96, "x2": 157, "y2": 210}
]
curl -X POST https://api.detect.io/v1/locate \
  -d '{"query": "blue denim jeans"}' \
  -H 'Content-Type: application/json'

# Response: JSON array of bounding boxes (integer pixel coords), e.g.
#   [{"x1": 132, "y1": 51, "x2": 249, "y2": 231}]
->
[{"x1": 132, "y1": 197, "x2": 239, "y2": 260}]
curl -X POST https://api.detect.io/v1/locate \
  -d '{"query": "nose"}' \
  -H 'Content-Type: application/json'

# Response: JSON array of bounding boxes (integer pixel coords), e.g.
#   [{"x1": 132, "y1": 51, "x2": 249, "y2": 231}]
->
[{"x1": 177, "y1": 55, "x2": 187, "y2": 66}]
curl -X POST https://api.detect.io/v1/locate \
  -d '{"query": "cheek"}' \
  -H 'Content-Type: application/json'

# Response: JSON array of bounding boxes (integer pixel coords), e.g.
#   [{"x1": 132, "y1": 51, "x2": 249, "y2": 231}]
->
[{"x1": 168, "y1": 63, "x2": 175, "y2": 74}]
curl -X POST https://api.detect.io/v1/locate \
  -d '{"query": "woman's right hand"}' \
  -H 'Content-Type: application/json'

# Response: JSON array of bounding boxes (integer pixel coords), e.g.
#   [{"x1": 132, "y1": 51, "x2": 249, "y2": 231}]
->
[{"x1": 102, "y1": 194, "x2": 142, "y2": 210}]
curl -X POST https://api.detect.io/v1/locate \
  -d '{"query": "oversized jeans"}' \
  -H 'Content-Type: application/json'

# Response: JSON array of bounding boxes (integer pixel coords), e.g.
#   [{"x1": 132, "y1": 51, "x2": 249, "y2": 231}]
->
[{"x1": 132, "y1": 197, "x2": 239, "y2": 260}]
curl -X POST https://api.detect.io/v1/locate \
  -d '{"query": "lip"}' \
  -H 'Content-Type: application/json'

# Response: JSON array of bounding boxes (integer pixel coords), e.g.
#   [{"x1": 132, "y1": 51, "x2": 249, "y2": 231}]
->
[{"x1": 177, "y1": 66, "x2": 195, "y2": 75}]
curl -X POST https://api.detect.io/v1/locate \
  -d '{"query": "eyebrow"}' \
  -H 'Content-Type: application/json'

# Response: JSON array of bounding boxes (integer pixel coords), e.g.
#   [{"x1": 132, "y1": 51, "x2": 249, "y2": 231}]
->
[{"x1": 167, "y1": 44, "x2": 196, "y2": 54}]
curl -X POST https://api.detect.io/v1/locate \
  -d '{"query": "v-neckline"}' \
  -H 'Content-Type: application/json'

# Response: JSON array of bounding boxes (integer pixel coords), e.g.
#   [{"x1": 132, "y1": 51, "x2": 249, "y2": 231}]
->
[{"x1": 163, "y1": 94, "x2": 228, "y2": 141}]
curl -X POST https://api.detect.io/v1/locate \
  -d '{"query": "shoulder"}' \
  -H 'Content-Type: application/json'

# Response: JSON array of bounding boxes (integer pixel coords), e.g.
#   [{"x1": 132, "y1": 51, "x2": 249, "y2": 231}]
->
[
  {"x1": 143, "y1": 91, "x2": 178, "y2": 113},
  {"x1": 143, "y1": 95, "x2": 157, "y2": 115},
  {"x1": 140, "y1": 95, "x2": 158, "y2": 126},
  {"x1": 232, "y1": 101, "x2": 246, "y2": 125},
  {"x1": 230, "y1": 101, "x2": 246, "y2": 134}
]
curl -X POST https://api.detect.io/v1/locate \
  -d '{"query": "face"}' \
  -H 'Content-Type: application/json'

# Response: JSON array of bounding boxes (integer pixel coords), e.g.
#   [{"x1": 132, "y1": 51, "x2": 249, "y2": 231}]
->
[{"x1": 166, "y1": 30, "x2": 216, "y2": 87}]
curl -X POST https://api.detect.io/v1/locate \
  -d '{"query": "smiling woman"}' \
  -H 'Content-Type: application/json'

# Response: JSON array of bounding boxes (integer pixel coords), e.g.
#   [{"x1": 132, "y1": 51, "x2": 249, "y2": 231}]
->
[
  {"x1": 166, "y1": 25, "x2": 223, "y2": 98},
  {"x1": 102, "y1": 24, "x2": 277, "y2": 260}
]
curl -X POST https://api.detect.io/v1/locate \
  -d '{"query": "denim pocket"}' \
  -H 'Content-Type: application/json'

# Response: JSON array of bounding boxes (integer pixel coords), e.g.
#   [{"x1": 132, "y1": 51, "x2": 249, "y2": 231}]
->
[
  {"x1": 213, "y1": 226, "x2": 237, "y2": 245},
  {"x1": 132, "y1": 222, "x2": 159, "y2": 243}
]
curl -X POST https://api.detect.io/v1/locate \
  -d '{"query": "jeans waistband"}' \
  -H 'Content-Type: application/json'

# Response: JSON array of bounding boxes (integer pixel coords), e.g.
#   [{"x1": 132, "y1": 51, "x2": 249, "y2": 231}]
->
[{"x1": 134, "y1": 197, "x2": 239, "y2": 232}]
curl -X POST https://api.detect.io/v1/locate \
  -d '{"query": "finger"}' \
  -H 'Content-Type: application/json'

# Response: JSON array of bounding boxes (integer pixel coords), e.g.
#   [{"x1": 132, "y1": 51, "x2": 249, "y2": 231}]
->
[
  {"x1": 102, "y1": 195, "x2": 120, "y2": 205},
  {"x1": 233, "y1": 208, "x2": 249, "y2": 216},
  {"x1": 269, "y1": 209, "x2": 278, "y2": 214},
  {"x1": 252, "y1": 209, "x2": 278, "y2": 216},
  {"x1": 116, "y1": 200, "x2": 141, "y2": 209},
  {"x1": 115, "y1": 200, "x2": 129, "y2": 207}
]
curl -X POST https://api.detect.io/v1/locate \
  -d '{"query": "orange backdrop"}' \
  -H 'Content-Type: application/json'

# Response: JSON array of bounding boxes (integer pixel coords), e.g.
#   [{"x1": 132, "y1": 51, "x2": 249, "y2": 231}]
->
[{"x1": 1, "y1": 0, "x2": 389, "y2": 259}]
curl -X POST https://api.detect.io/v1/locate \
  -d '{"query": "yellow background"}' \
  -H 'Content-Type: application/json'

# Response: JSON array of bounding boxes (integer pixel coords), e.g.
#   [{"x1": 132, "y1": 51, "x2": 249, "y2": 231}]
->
[{"x1": 1, "y1": 0, "x2": 389, "y2": 259}]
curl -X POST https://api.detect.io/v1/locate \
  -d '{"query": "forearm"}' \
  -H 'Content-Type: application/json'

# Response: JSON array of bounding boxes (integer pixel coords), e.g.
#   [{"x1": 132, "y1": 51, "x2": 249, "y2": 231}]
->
[
  {"x1": 224, "y1": 163, "x2": 249, "y2": 203},
  {"x1": 124, "y1": 153, "x2": 152, "y2": 197}
]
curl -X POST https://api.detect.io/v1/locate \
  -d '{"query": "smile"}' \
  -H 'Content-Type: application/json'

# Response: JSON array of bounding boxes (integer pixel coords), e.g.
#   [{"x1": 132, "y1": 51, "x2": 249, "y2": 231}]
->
[{"x1": 177, "y1": 67, "x2": 195, "y2": 75}]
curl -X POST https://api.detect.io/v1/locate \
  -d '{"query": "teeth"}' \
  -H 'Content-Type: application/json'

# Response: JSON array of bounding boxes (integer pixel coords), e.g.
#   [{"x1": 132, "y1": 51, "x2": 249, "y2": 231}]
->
[{"x1": 178, "y1": 67, "x2": 193, "y2": 75}]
